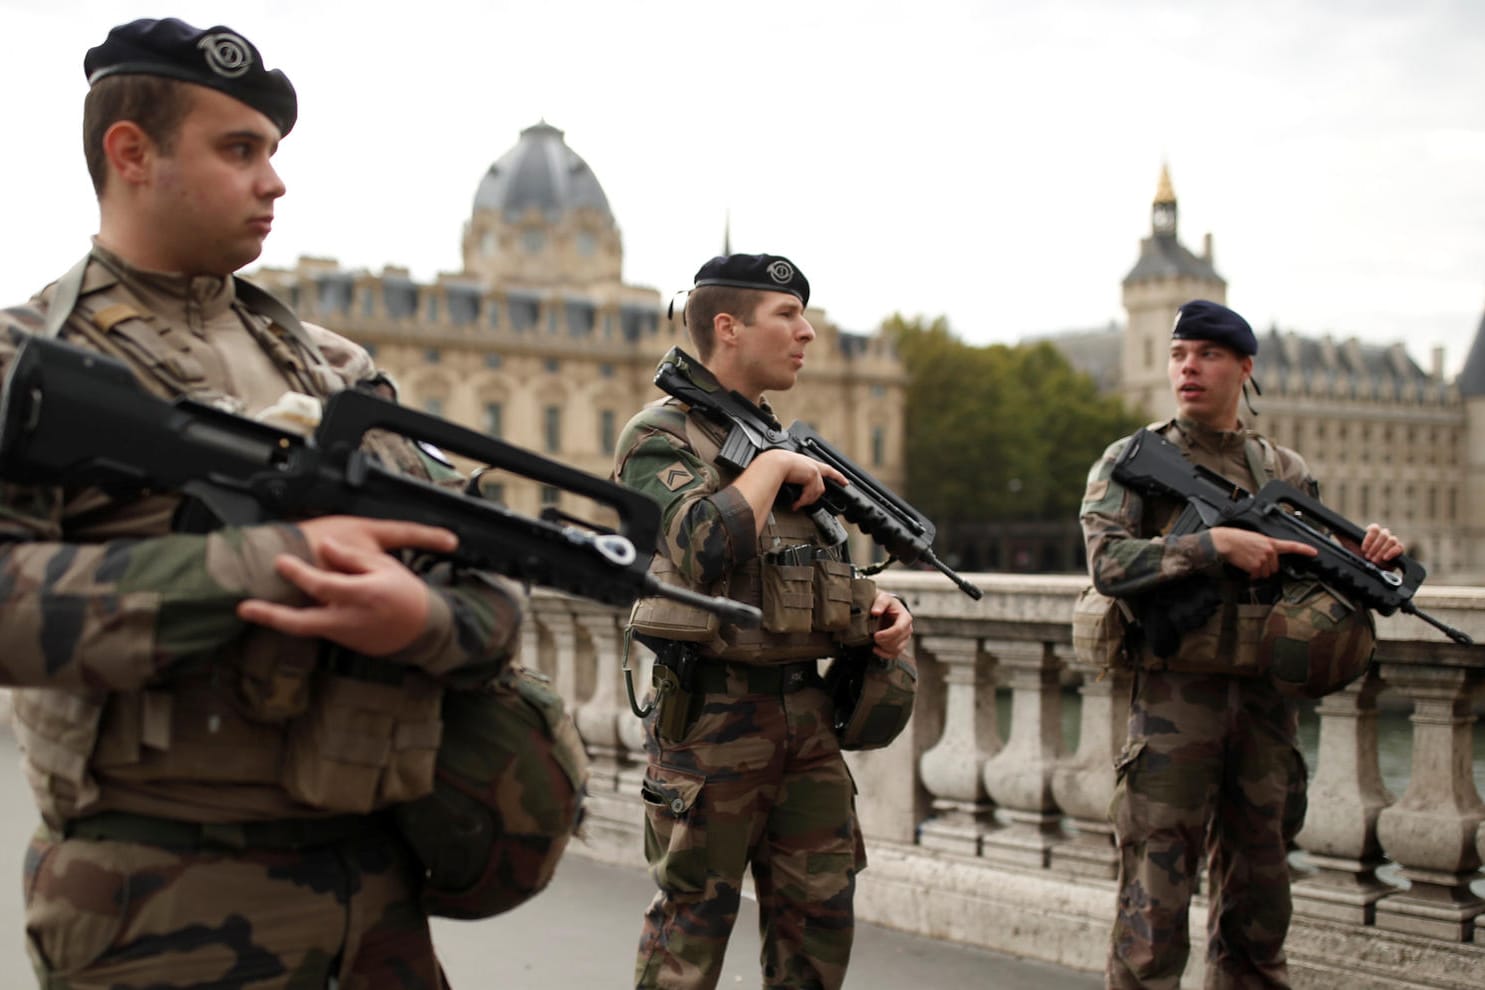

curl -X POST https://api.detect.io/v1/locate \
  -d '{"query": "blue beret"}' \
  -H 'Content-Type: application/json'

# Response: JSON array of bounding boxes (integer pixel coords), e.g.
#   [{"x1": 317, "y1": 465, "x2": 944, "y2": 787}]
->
[
  {"x1": 1172, "y1": 299, "x2": 1257, "y2": 356},
  {"x1": 85, "y1": 18, "x2": 297, "y2": 137},
  {"x1": 693, "y1": 253, "x2": 809, "y2": 308}
]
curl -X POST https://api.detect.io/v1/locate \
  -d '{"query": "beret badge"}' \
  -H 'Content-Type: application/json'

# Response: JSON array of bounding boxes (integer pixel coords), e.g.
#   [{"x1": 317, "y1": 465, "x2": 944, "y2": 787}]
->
[{"x1": 198, "y1": 32, "x2": 254, "y2": 78}]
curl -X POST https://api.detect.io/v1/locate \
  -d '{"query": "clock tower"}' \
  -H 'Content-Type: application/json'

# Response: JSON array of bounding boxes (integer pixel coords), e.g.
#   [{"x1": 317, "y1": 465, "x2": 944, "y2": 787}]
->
[{"x1": 1120, "y1": 165, "x2": 1226, "y2": 419}]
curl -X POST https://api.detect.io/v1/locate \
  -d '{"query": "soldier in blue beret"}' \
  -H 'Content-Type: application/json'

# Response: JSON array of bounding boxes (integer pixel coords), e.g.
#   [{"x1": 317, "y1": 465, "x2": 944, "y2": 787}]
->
[
  {"x1": 614, "y1": 254, "x2": 913, "y2": 989},
  {"x1": 1081, "y1": 297, "x2": 1404, "y2": 987},
  {"x1": 3, "y1": 16, "x2": 529, "y2": 987}
]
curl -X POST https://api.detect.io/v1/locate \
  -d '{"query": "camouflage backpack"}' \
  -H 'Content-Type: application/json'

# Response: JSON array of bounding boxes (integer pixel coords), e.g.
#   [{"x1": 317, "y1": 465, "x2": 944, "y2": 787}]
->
[
  {"x1": 394, "y1": 664, "x2": 588, "y2": 919},
  {"x1": 1261, "y1": 577, "x2": 1376, "y2": 698}
]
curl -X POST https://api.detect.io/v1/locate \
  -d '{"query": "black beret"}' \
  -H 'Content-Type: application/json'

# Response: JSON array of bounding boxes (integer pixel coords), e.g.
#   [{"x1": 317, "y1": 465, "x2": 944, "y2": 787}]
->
[
  {"x1": 85, "y1": 18, "x2": 297, "y2": 137},
  {"x1": 693, "y1": 253, "x2": 809, "y2": 308},
  {"x1": 1172, "y1": 299, "x2": 1257, "y2": 356}
]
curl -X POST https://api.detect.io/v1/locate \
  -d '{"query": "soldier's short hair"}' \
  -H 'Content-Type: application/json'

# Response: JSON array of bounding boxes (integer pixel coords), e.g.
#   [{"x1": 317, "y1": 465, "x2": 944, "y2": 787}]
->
[
  {"x1": 684, "y1": 285, "x2": 763, "y2": 361},
  {"x1": 83, "y1": 74, "x2": 195, "y2": 195}
]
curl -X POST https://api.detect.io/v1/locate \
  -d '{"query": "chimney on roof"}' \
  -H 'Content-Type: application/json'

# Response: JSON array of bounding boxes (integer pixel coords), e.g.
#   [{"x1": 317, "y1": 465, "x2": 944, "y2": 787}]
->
[{"x1": 1432, "y1": 345, "x2": 1445, "y2": 380}]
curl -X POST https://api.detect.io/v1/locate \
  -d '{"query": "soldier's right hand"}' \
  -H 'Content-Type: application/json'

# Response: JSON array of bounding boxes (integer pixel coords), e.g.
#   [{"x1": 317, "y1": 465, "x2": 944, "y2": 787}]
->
[
  {"x1": 295, "y1": 516, "x2": 457, "y2": 564},
  {"x1": 1211, "y1": 526, "x2": 1316, "y2": 580},
  {"x1": 753, "y1": 449, "x2": 848, "y2": 510}
]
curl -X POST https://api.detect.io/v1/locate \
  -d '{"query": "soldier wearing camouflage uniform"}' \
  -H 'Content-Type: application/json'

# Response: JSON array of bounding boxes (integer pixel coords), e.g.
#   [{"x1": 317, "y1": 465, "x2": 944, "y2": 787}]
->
[
  {"x1": 2, "y1": 18, "x2": 524, "y2": 988},
  {"x1": 614, "y1": 254, "x2": 913, "y2": 990},
  {"x1": 1080, "y1": 300, "x2": 1402, "y2": 989}
]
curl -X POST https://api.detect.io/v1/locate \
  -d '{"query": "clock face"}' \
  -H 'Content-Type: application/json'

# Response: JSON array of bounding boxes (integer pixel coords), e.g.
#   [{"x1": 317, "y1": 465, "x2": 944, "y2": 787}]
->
[{"x1": 1153, "y1": 204, "x2": 1175, "y2": 231}]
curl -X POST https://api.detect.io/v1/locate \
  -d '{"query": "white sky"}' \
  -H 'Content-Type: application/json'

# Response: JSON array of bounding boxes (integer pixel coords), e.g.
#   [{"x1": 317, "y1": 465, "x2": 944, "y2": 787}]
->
[{"x1": 2, "y1": 0, "x2": 1482, "y2": 375}]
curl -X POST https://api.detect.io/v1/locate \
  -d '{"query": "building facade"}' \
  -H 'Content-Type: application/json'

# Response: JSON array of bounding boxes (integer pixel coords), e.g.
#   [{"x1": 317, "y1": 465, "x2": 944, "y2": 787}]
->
[
  {"x1": 1058, "y1": 166, "x2": 1485, "y2": 582},
  {"x1": 254, "y1": 122, "x2": 906, "y2": 533}
]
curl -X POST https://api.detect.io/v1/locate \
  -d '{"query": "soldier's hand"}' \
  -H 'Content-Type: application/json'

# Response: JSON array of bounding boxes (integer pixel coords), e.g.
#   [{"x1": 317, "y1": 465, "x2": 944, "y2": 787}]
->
[
  {"x1": 1357, "y1": 523, "x2": 1404, "y2": 564},
  {"x1": 1210, "y1": 527, "x2": 1316, "y2": 580},
  {"x1": 870, "y1": 591, "x2": 913, "y2": 660},
  {"x1": 757, "y1": 449, "x2": 847, "y2": 510},
  {"x1": 236, "y1": 516, "x2": 457, "y2": 656}
]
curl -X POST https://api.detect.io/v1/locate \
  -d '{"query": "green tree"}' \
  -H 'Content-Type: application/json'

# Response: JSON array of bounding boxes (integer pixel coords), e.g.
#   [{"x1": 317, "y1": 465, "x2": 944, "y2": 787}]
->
[{"x1": 884, "y1": 314, "x2": 1142, "y2": 526}]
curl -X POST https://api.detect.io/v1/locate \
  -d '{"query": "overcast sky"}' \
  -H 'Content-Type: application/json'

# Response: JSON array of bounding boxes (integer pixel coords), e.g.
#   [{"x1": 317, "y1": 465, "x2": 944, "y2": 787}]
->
[{"x1": 2, "y1": 0, "x2": 1482, "y2": 375}]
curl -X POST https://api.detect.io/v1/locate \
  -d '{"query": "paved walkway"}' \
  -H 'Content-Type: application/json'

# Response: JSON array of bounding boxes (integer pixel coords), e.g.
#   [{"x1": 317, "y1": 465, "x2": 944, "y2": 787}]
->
[{"x1": 0, "y1": 732, "x2": 1101, "y2": 987}]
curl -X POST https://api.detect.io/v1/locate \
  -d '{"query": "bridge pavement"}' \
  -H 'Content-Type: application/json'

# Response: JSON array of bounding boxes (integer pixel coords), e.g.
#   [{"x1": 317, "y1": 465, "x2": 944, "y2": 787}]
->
[{"x1": 0, "y1": 732, "x2": 1100, "y2": 987}]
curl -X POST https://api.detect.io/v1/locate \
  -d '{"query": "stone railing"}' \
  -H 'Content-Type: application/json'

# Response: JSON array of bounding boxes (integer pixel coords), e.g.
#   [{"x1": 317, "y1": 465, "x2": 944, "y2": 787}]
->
[{"x1": 528, "y1": 573, "x2": 1485, "y2": 989}]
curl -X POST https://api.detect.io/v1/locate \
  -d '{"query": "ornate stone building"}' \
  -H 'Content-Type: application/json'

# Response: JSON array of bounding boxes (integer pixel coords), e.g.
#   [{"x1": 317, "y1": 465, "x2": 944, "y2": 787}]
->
[
  {"x1": 253, "y1": 122, "x2": 906, "y2": 531},
  {"x1": 1058, "y1": 166, "x2": 1485, "y2": 582}
]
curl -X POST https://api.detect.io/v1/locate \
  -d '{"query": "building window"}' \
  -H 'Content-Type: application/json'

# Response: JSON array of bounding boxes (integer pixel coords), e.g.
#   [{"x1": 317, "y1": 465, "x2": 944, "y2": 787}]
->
[
  {"x1": 540, "y1": 485, "x2": 560, "y2": 507},
  {"x1": 599, "y1": 409, "x2": 617, "y2": 455},
  {"x1": 870, "y1": 384, "x2": 887, "y2": 399},
  {"x1": 360, "y1": 286, "x2": 375, "y2": 317},
  {"x1": 485, "y1": 352, "x2": 502, "y2": 369},
  {"x1": 523, "y1": 229, "x2": 545, "y2": 253},
  {"x1": 488, "y1": 298, "x2": 500, "y2": 328},
  {"x1": 424, "y1": 347, "x2": 441, "y2": 364},
  {"x1": 482, "y1": 482, "x2": 505, "y2": 505},
  {"x1": 871, "y1": 425, "x2": 886, "y2": 467},
  {"x1": 425, "y1": 292, "x2": 439, "y2": 322},
  {"x1": 481, "y1": 231, "x2": 497, "y2": 257},
  {"x1": 599, "y1": 362, "x2": 615, "y2": 379},
  {"x1": 1143, "y1": 336, "x2": 1154, "y2": 369},
  {"x1": 544, "y1": 405, "x2": 562, "y2": 452},
  {"x1": 424, "y1": 397, "x2": 444, "y2": 417},
  {"x1": 484, "y1": 402, "x2": 503, "y2": 438},
  {"x1": 544, "y1": 358, "x2": 560, "y2": 374}
]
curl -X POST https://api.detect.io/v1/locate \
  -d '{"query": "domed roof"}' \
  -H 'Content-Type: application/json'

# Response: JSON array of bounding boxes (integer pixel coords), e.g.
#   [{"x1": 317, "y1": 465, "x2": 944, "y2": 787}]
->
[{"x1": 473, "y1": 121, "x2": 613, "y2": 222}]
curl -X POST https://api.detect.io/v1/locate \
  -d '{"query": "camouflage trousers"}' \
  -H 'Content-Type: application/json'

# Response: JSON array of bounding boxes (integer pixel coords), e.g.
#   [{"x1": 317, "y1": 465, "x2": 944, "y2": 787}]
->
[
  {"x1": 635, "y1": 665, "x2": 865, "y2": 990},
  {"x1": 23, "y1": 823, "x2": 448, "y2": 989},
  {"x1": 1108, "y1": 669, "x2": 1307, "y2": 990}
]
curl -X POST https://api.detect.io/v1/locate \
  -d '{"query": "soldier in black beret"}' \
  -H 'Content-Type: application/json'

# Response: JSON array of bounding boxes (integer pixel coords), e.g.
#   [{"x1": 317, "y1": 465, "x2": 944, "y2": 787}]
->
[
  {"x1": 613, "y1": 252, "x2": 914, "y2": 988},
  {"x1": 3, "y1": 16, "x2": 529, "y2": 988}
]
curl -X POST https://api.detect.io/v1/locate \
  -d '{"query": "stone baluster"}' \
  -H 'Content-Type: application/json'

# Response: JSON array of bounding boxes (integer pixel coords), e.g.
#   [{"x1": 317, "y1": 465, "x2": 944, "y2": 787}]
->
[
  {"x1": 541, "y1": 602, "x2": 581, "y2": 703},
  {"x1": 572, "y1": 605, "x2": 627, "y2": 791},
  {"x1": 917, "y1": 635, "x2": 999, "y2": 856},
  {"x1": 980, "y1": 638, "x2": 1064, "y2": 868},
  {"x1": 1050, "y1": 656, "x2": 1130, "y2": 879},
  {"x1": 1291, "y1": 671, "x2": 1396, "y2": 924},
  {"x1": 1373, "y1": 660, "x2": 1485, "y2": 941}
]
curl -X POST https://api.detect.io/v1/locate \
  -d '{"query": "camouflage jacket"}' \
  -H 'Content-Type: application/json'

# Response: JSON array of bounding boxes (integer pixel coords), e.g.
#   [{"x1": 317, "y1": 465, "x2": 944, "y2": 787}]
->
[
  {"x1": 1080, "y1": 416, "x2": 1315, "y2": 600},
  {"x1": 0, "y1": 249, "x2": 526, "y2": 824},
  {"x1": 613, "y1": 395, "x2": 758, "y2": 589}
]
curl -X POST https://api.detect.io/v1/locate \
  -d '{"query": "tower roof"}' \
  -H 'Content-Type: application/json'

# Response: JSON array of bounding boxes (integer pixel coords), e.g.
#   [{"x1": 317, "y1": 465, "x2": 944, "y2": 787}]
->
[
  {"x1": 1459, "y1": 304, "x2": 1485, "y2": 397},
  {"x1": 473, "y1": 121, "x2": 613, "y2": 222},
  {"x1": 1154, "y1": 163, "x2": 1175, "y2": 205}
]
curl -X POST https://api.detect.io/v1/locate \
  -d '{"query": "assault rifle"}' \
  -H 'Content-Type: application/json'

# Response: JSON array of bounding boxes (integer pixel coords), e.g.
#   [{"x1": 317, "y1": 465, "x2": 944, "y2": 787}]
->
[
  {"x1": 653, "y1": 347, "x2": 982, "y2": 600},
  {"x1": 1111, "y1": 427, "x2": 1471, "y2": 644},
  {"x1": 0, "y1": 335, "x2": 761, "y2": 627}
]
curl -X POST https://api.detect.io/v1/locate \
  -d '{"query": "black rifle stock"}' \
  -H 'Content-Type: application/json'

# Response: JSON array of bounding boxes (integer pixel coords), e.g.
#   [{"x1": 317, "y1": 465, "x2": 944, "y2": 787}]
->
[
  {"x1": 1111, "y1": 427, "x2": 1471, "y2": 644},
  {"x1": 0, "y1": 335, "x2": 761, "y2": 627},
  {"x1": 653, "y1": 347, "x2": 983, "y2": 600}
]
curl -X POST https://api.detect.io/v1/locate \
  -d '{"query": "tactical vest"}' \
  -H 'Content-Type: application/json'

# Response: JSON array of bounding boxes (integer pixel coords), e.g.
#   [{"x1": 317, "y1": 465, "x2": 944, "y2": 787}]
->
[
  {"x1": 1132, "y1": 419, "x2": 1282, "y2": 675},
  {"x1": 627, "y1": 399, "x2": 877, "y2": 664},
  {"x1": 10, "y1": 251, "x2": 442, "y2": 827}
]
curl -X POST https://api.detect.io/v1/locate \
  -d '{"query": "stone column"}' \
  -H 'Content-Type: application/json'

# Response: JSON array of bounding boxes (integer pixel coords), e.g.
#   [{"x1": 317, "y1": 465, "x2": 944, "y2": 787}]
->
[
  {"x1": 980, "y1": 638, "x2": 1064, "y2": 869},
  {"x1": 1373, "y1": 661, "x2": 1485, "y2": 941},
  {"x1": 1291, "y1": 671, "x2": 1396, "y2": 924},
  {"x1": 572, "y1": 605, "x2": 626, "y2": 792},
  {"x1": 1050, "y1": 659, "x2": 1130, "y2": 879},
  {"x1": 917, "y1": 635, "x2": 999, "y2": 856}
]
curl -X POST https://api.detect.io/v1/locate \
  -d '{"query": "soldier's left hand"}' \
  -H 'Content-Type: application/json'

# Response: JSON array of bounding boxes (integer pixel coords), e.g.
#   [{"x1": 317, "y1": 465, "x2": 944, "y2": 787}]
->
[
  {"x1": 870, "y1": 591, "x2": 913, "y2": 660},
  {"x1": 1358, "y1": 524, "x2": 1404, "y2": 565},
  {"x1": 236, "y1": 535, "x2": 435, "y2": 656}
]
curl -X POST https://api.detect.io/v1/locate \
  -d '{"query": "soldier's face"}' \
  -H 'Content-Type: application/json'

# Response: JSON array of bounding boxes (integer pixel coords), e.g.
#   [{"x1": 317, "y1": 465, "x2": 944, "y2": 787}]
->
[
  {"x1": 733, "y1": 291, "x2": 815, "y2": 396},
  {"x1": 143, "y1": 86, "x2": 286, "y2": 275},
  {"x1": 1168, "y1": 339, "x2": 1252, "y2": 430}
]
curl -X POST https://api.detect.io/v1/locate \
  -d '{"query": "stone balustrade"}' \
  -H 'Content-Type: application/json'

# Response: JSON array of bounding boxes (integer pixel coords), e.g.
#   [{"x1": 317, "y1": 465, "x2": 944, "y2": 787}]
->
[{"x1": 534, "y1": 572, "x2": 1485, "y2": 988}]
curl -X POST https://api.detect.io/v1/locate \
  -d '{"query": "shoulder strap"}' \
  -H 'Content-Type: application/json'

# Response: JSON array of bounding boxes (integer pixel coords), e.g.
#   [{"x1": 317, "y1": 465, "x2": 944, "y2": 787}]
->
[
  {"x1": 40, "y1": 254, "x2": 93, "y2": 338},
  {"x1": 1243, "y1": 435, "x2": 1275, "y2": 487},
  {"x1": 233, "y1": 276, "x2": 327, "y2": 366}
]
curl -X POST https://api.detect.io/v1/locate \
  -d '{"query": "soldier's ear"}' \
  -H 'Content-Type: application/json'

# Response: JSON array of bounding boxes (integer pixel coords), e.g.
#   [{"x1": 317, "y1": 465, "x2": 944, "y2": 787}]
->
[
  {"x1": 101, "y1": 121, "x2": 155, "y2": 189},
  {"x1": 714, "y1": 312, "x2": 742, "y2": 348}
]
